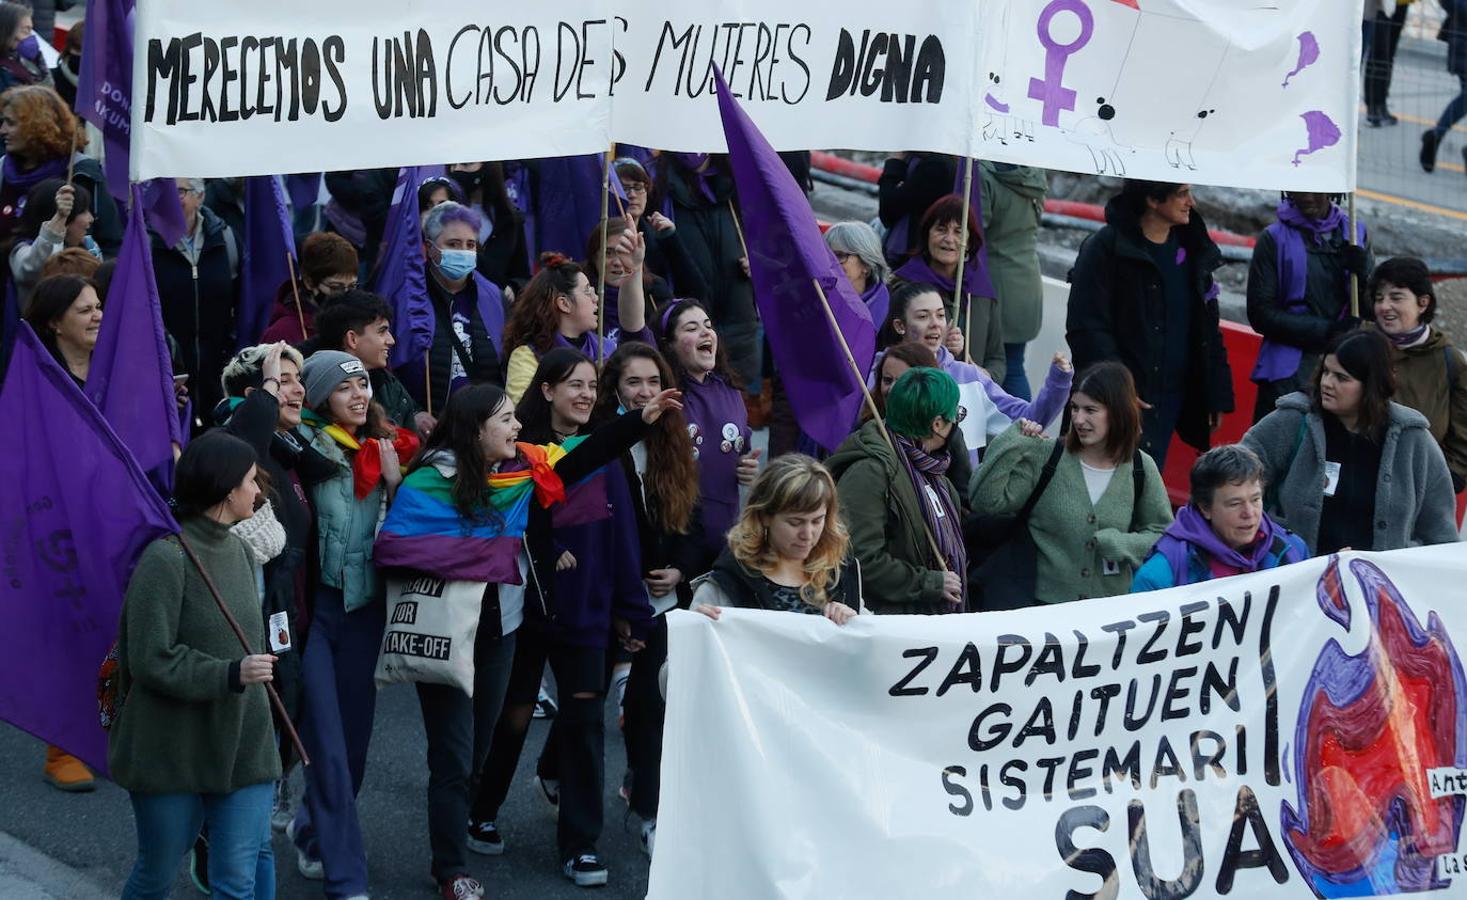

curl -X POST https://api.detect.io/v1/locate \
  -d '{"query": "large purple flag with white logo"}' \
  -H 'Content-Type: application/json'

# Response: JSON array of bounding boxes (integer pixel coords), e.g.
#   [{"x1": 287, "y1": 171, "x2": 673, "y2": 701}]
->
[
  {"x1": 0, "y1": 321, "x2": 176, "y2": 773},
  {"x1": 75, "y1": 0, "x2": 187, "y2": 245}
]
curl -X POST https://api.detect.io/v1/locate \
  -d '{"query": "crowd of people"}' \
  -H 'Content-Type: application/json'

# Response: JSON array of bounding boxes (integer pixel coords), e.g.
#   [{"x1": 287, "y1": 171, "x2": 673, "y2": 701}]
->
[{"x1": 7, "y1": 7, "x2": 1466, "y2": 900}]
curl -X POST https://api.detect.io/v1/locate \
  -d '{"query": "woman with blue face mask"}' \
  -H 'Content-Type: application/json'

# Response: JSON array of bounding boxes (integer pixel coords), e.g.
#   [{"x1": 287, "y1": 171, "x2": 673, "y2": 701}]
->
[
  {"x1": 0, "y1": 2, "x2": 50, "y2": 93},
  {"x1": 394, "y1": 200, "x2": 508, "y2": 417}
]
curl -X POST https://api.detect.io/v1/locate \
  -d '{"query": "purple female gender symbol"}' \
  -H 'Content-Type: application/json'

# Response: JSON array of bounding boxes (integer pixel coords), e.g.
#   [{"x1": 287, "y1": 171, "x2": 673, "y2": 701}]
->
[{"x1": 1027, "y1": 0, "x2": 1095, "y2": 127}]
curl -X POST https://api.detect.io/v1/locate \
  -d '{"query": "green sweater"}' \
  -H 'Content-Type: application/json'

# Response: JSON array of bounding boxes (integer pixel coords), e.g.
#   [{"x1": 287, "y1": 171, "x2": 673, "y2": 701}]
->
[
  {"x1": 971, "y1": 425, "x2": 1173, "y2": 604},
  {"x1": 108, "y1": 517, "x2": 281, "y2": 794}
]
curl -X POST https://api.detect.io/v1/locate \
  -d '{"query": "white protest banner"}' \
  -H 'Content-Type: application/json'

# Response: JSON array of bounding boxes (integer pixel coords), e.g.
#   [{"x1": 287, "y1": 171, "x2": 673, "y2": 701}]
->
[
  {"x1": 973, "y1": 0, "x2": 1362, "y2": 191},
  {"x1": 130, "y1": 0, "x2": 1361, "y2": 190},
  {"x1": 127, "y1": 0, "x2": 981, "y2": 179},
  {"x1": 652, "y1": 546, "x2": 1467, "y2": 898},
  {"x1": 129, "y1": 0, "x2": 617, "y2": 179},
  {"x1": 610, "y1": 0, "x2": 981, "y2": 156}
]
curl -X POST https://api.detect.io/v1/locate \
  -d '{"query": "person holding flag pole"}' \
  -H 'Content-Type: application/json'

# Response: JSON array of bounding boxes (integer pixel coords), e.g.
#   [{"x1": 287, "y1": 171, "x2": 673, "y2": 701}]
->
[{"x1": 712, "y1": 71, "x2": 963, "y2": 612}]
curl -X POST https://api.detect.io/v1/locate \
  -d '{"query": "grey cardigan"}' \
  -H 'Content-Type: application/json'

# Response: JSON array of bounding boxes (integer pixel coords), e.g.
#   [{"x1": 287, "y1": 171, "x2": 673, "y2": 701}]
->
[{"x1": 1242, "y1": 391, "x2": 1458, "y2": 554}]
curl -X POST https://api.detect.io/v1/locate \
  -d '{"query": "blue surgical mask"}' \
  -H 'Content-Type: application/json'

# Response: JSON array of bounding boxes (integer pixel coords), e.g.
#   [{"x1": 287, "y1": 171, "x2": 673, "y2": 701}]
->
[
  {"x1": 16, "y1": 34, "x2": 38, "y2": 60},
  {"x1": 435, "y1": 248, "x2": 477, "y2": 281}
]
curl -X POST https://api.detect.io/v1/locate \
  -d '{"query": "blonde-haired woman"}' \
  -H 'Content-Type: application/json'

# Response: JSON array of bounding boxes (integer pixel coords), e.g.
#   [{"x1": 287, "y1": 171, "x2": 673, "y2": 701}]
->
[{"x1": 692, "y1": 454, "x2": 862, "y2": 625}]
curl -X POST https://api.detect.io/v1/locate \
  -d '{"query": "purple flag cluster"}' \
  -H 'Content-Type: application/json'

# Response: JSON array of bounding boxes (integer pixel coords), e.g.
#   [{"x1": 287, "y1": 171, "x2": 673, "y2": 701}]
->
[
  {"x1": 75, "y1": 0, "x2": 187, "y2": 246},
  {"x1": 84, "y1": 185, "x2": 184, "y2": 485},
  {"x1": 238, "y1": 176, "x2": 297, "y2": 348},
  {"x1": 714, "y1": 73, "x2": 876, "y2": 452},
  {"x1": 375, "y1": 167, "x2": 434, "y2": 369},
  {"x1": 0, "y1": 322, "x2": 176, "y2": 773}
]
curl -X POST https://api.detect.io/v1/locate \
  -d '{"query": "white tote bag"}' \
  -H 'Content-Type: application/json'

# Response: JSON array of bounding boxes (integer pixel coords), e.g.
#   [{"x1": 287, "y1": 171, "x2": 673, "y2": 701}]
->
[{"x1": 375, "y1": 574, "x2": 485, "y2": 695}]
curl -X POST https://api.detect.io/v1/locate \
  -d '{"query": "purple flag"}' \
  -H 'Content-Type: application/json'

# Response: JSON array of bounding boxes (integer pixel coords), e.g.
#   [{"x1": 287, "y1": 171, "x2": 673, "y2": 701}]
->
[
  {"x1": 534, "y1": 154, "x2": 606, "y2": 258},
  {"x1": 237, "y1": 176, "x2": 296, "y2": 348},
  {"x1": 955, "y1": 160, "x2": 997, "y2": 299},
  {"x1": 608, "y1": 164, "x2": 628, "y2": 204},
  {"x1": 75, "y1": 0, "x2": 187, "y2": 245},
  {"x1": 285, "y1": 173, "x2": 323, "y2": 213},
  {"x1": 374, "y1": 167, "x2": 433, "y2": 370},
  {"x1": 85, "y1": 185, "x2": 183, "y2": 483},
  {"x1": 0, "y1": 322, "x2": 176, "y2": 773},
  {"x1": 73, "y1": 0, "x2": 131, "y2": 200},
  {"x1": 715, "y1": 74, "x2": 876, "y2": 452}
]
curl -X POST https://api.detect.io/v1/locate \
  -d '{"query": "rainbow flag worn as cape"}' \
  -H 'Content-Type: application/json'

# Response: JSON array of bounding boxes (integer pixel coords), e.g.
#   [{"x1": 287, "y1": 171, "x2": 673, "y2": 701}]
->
[{"x1": 374, "y1": 438, "x2": 586, "y2": 584}]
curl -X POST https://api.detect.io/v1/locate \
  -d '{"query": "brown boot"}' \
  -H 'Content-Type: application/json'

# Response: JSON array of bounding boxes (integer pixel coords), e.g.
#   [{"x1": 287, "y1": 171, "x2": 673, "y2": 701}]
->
[{"x1": 43, "y1": 745, "x2": 96, "y2": 792}]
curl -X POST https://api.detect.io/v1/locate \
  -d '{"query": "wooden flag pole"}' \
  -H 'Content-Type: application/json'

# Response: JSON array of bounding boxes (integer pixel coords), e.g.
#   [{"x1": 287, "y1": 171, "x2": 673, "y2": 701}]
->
[
  {"x1": 954, "y1": 156, "x2": 975, "y2": 364},
  {"x1": 728, "y1": 199, "x2": 750, "y2": 261},
  {"x1": 596, "y1": 148, "x2": 612, "y2": 368},
  {"x1": 284, "y1": 252, "x2": 307, "y2": 340},
  {"x1": 1347, "y1": 193, "x2": 1360, "y2": 318},
  {"x1": 812, "y1": 277, "x2": 950, "y2": 577}
]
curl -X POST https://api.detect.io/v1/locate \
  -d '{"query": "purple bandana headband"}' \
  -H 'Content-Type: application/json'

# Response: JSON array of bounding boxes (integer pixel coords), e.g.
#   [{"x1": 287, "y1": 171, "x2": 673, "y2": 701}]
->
[{"x1": 659, "y1": 298, "x2": 699, "y2": 339}]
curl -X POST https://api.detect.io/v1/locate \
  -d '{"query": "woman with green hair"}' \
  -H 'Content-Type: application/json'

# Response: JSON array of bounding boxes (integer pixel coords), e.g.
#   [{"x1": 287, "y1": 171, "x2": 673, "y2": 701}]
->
[{"x1": 826, "y1": 367, "x2": 967, "y2": 614}]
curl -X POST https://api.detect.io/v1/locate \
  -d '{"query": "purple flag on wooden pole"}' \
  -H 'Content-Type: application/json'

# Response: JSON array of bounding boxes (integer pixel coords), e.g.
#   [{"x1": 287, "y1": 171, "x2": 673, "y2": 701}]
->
[
  {"x1": 74, "y1": 0, "x2": 187, "y2": 245},
  {"x1": 0, "y1": 322, "x2": 176, "y2": 773},
  {"x1": 374, "y1": 167, "x2": 433, "y2": 370},
  {"x1": 85, "y1": 185, "x2": 184, "y2": 485},
  {"x1": 238, "y1": 176, "x2": 296, "y2": 348},
  {"x1": 714, "y1": 73, "x2": 876, "y2": 452}
]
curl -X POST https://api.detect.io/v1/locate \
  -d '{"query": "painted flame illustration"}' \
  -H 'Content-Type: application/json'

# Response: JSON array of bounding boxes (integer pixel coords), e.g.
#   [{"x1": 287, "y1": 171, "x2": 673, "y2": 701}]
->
[{"x1": 1282, "y1": 558, "x2": 1467, "y2": 896}]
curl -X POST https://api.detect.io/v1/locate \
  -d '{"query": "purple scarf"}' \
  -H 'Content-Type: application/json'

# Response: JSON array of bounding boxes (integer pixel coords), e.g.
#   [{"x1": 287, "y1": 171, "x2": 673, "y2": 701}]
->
[
  {"x1": 1, "y1": 154, "x2": 67, "y2": 197},
  {"x1": 1386, "y1": 324, "x2": 1430, "y2": 347},
  {"x1": 894, "y1": 435, "x2": 968, "y2": 609},
  {"x1": 894, "y1": 254, "x2": 988, "y2": 305},
  {"x1": 1252, "y1": 199, "x2": 1364, "y2": 383},
  {"x1": 1151, "y1": 505, "x2": 1296, "y2": 587},
  {"x1": 863, "y1": 281, "x2": 892, "y2": 328}
]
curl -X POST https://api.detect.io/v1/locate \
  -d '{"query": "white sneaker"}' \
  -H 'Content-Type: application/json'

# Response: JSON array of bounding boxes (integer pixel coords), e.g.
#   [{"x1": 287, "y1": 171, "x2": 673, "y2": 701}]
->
[
  {"x1": 640, "y1": 819, "x2": 656, "y2": 858},
  {"x1": 285, "y1": 819, "x2": 323, "y2": 880}
]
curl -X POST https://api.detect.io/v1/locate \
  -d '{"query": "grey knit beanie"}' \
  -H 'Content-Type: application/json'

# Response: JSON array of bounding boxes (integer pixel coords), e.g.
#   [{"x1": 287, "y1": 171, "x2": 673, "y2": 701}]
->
[{"x1": 302, "y1": 351, "x2": 367, "y2": 409}]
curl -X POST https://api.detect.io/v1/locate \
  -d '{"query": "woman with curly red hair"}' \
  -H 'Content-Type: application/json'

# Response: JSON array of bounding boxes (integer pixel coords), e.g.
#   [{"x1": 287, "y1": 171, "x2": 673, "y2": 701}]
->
[
  {"x1": 0, "y1": 84, "x2": 120, "y2": 253},
  {"x1": 501, "y1": 225, "x2": 653, "y2": 402}
]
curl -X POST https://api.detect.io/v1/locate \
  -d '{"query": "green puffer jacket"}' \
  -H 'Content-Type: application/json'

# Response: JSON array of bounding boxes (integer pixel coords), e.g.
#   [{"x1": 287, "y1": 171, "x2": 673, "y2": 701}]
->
[
  {"x1": 304, "y1": 427, "x2": 386, "y2": 611},
  {"x1": 826, "y1": 419, "x2": 961, "y2": 615}
]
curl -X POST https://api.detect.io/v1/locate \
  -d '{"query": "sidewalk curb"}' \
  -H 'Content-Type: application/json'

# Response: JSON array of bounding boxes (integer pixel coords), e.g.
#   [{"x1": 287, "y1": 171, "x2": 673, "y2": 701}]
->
[{"x1": 0, "y1": 831, "x2": 114, "y2": 899}]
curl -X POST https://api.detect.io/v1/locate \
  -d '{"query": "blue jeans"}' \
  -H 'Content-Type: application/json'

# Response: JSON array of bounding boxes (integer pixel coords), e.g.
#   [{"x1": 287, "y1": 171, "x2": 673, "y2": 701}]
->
[
  {"x1": 1002, "y1": 342, "x2": 1032, "y2": 400},
  {"x1": 122, "y1": 782, "x2": 274, "y2": 900},
  {"x1": 1434, "y1": 74, "x2": 1467, "y2": 140}
]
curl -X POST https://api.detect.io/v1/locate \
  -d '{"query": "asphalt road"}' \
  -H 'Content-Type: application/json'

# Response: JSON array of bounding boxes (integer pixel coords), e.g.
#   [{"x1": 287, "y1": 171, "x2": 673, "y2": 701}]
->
[
  {"x1": 1357, "y1": 38, "x2": 1467, "y2": 219},
  {"x1": 0, "y1": 685, "x2": 652, "y2": 899}
]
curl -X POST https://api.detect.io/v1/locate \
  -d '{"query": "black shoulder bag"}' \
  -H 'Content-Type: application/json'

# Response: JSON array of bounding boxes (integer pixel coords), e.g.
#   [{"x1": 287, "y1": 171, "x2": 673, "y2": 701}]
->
[{"x1": 965, "y1": 441, "x2": 1066, "y2": 611}]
